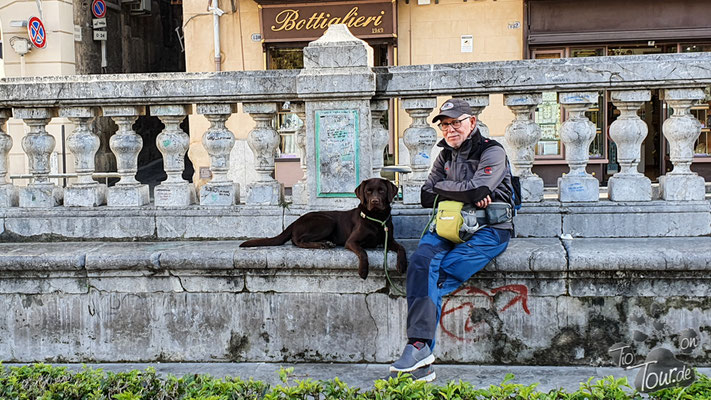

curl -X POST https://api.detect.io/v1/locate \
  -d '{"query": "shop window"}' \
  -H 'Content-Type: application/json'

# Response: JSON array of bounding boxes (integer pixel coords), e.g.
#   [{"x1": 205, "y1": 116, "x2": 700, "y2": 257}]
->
[
  {"x1": 681, "y1": 43, "x2": 711, "y2": 53},
  {"x1": 276, "y1": 103, "x2": 302, "y2": 158},
  {"x1": 692, "y1": 104, "x2": 710, "y2": 156},
  {"x1": 268, "y1": 47, "x2": 304, "y2": 70},
  {"x1": 607, "y1": 44, "x2": 676, "y2": 56},
  {"x1": 570, "y1": 48, "x2": 604, "y2": 58},
  {"x1": 586, "y1": 94, "x2": 605, "y2": 158},
  {"x1": 535, "y1": 92, "x2": 562, "y2": 157}
]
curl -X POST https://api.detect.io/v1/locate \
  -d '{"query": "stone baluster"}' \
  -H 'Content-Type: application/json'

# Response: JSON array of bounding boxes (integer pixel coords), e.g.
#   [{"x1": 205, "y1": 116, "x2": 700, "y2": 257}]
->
[
  {"x1": 557, "y1": 91, "x2": 599, "y2": 202},
  {"x1": 371, "y1": 100, "x2": 389, "y2": 177},
  {"x1": 608, "y1": 90, "x2": 652, "y2": 201},
  {"x1": 504, "y1": 93, "x2": 544, "y2": 202},
  {"x1": 460, "y1": 95, "x2": 490, "y2": 138},
  {"x1": 197, "y1": 104, "x2": 239, "y2": 206},
  {"x1": 659, "y1": 88, "x2": 707, "y2": 201},
  {"x1": 244, "y1": 102, "x2": 283, "y2": 205},
  {"x1": 14, "y1": 108, "x2": 62, "y2": 207},
  {"x1": 291, "y1": 102, "x2": 308, "y2": 206},
  {"x1": 150, "y1": 105, "x2": 195, "y2": 206},
  {"x1": 103, "y1": 106, "x2": 149, "y2": 207},
  {"x1": 401, "y1": 98, "x2": 437, "y2": 205},
  {"x1": 59, "y1": 107, "x2": 106, "y2": 207},
  {"x1": 0, "y1": 109, "x2": 18, "y2": 207}
]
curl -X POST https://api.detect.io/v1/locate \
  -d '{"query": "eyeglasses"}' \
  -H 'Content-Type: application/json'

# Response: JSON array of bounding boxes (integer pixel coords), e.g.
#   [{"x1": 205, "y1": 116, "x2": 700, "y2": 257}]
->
[{"x1": 438, "y1": 116, "x2": 470, "y2": 131}]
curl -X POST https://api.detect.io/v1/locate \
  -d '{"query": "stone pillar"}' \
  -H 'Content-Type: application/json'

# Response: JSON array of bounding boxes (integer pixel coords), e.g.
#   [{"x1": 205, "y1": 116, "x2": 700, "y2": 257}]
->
[
  {"x1": 401, "y1": 98, "x2": 437, "y2": 205},
  {"x1": 291, "y1": 102, "x2": 308, "y2": 205},
  {"x1": 659, "y1": 88, "x2": 707, "y2": 201},
  {"x1": 14, "y1": 108, "x2": 63, "y2": 207},
  {"x1": 504, "y1": 93, "x2": 544, "y2": 202},
  {"x1": 371, "y1": 99, "x2": 389, "y2": 177},
  {"x1": 557, "y1": 91, "x2": 599, "y2": 202},
  {"x1": 0, "y1": 109, "x2": 18, "y2": 207},
  {"x1": 197, "y1": 104, "x2": 239, "y2": 206},
  {"x1": 608, "y1": 90, "x2": 652, "y2": 202},
  {"x1": 150, "y1": 105, "x2": 196, "y2": 207},
  {"x1": 103, "y1": 106, "x2": 150, "y2": 207},
  {"x1": 296, "y1": 24, "x2": 376, "y2": 208},
  {"x1": 59, "y1": 107, "x2": 107, "y2": 207},
  {"x1": 244, "y1": 102, "x2": 283, "y2": 206},
  {"x1": 459, "y1": 95, "x2": 490, "y2": 138}
]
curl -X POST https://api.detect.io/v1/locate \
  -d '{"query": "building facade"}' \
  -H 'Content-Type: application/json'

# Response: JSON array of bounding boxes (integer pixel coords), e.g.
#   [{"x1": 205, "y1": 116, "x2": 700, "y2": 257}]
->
[{"x1": 183, "y1": 0, "x2": 711, "y2": 191}]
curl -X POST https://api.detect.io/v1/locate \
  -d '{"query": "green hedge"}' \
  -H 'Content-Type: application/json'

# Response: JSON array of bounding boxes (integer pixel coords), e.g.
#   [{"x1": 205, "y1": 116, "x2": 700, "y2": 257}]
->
[{"x1": 0, "y1": 363, "x2": 709, "y2": 400}]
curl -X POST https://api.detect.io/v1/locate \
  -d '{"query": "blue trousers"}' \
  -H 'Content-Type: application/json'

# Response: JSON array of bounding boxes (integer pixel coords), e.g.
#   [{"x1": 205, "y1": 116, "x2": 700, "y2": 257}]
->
[{"x1": 406, "y1": 227, "x2": 510, "y2": 350}]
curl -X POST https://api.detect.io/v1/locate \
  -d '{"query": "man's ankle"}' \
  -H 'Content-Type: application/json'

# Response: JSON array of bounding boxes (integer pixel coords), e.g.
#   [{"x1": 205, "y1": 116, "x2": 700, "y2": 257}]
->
[{"x1": 407, "y1": 338, "x2": 428, "y2": 349}]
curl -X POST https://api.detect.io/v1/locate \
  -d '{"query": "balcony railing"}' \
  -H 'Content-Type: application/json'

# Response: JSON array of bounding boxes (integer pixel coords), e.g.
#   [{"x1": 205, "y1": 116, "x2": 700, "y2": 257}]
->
[{"x1": 1, "y1": 25, "x2": 711, "y2": 230}]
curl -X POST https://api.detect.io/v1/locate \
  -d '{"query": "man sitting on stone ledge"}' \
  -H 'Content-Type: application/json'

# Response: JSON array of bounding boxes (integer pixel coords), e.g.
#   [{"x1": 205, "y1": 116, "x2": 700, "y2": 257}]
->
[{"x1": 390, "y1": 98, "x2": 515, "y2": 381}]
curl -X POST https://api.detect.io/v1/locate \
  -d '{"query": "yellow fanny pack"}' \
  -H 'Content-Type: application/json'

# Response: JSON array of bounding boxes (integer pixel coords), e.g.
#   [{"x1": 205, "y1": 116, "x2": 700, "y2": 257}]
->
[{"x1": 435, "y1": 201, "x2": 466, "y2": 243}]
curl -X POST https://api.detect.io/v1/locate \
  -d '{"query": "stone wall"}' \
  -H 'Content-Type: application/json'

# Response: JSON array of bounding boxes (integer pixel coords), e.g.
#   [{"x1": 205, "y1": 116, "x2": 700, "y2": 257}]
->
[{"x1": 0, "y1": 238, "x2": 708, "y2": 366}]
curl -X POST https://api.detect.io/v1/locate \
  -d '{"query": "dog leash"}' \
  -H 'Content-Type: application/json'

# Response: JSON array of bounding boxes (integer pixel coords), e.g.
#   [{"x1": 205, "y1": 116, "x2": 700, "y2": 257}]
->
[{"x1": 359, "y1": 212, "x2": 406, "y2": 296}]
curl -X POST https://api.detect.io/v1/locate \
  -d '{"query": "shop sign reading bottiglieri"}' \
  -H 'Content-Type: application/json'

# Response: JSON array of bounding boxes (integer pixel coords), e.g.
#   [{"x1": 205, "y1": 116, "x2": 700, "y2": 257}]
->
[{"x1": 259, "y1": 0, "x2": 396, "y2": 42}]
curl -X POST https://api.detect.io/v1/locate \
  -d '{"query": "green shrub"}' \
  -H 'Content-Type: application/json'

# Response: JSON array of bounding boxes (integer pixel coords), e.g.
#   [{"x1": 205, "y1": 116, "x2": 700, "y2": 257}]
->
[{"x1": 0, "y1": 363, "x2": 708, "y2": 400}]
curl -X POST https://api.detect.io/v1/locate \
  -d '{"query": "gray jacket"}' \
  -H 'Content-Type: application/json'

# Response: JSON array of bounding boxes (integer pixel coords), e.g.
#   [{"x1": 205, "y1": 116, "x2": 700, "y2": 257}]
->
[{"x1": 421, "y1": 129, "x2": 514, "y2": 231}]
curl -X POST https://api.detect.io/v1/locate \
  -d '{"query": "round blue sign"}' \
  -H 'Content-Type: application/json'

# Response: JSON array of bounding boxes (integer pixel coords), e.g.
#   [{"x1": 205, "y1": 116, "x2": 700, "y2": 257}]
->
[
  {"x1": 92, "y1": 0, "x2": 106, "y2": 18},
  {"x1": 27, "y1": 17, "x2": 46, "y2": 49}
]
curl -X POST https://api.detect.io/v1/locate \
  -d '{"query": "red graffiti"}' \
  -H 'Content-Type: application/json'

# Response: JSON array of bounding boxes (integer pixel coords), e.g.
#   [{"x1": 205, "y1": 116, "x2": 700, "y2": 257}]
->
[{"x1": 440, "y1": 284, "x2": 530, "y2": 342}]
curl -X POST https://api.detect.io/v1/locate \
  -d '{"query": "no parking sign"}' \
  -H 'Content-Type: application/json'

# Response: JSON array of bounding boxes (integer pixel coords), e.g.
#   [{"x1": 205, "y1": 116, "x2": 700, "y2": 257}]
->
[
  {"x1": 27, "y1": 16, "x2": 47, "y2": 49},
  {"x1": 92, "y1": 0, "x2": 107, "y2": 18}
]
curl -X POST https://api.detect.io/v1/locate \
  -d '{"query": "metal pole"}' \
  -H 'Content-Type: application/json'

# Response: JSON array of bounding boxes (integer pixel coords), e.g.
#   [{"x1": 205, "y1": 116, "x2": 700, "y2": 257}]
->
[
  {"x1": 61, "y1": 125, "x2": 67, "y2": 187},
  {"x1": 213, "y1": 0, "x2": 221, "y2": 71},
  {"x1": 101, "y1": 40, "x2": 107, "y2": 69}
]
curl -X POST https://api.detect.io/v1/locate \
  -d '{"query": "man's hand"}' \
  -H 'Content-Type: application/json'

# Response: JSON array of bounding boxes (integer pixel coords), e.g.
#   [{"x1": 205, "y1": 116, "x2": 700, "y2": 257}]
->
[{"x1": 475, "y1": 195, "x2": 491, "y2": 209}]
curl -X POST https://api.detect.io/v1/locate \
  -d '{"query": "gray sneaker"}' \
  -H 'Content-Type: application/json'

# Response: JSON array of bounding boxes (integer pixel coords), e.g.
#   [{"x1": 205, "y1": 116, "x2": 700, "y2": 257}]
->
[
  {"x1": 389, "y1": 365, "x2": 436, "y2": 382},
  {"x1": 390, "y1": 342, "x2": 435, "y2": 372}
]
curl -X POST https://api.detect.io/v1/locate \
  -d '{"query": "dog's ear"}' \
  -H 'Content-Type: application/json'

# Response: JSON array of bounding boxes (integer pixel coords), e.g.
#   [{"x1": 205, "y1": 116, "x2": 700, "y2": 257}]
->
[
  {"x1": 386, "y1": 179, "x2": 399, "y2": 202},
  {"x1": 354, "y1": 180, "x2": 366, "y2": 205}
]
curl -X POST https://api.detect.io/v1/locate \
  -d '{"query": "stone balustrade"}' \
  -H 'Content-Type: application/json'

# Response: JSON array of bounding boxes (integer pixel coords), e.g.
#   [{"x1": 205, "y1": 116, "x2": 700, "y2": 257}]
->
[
  {"x1": 0, "y1": 26, "x2": 710, "y2": 238},
  {"x1": 1, "y1": 27, "x2": 711, "y2": 367}
]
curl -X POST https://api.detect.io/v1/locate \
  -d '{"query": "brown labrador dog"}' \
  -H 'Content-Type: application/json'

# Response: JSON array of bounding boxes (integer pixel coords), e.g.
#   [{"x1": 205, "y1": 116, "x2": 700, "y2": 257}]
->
[{"x1": 240, "y1": 178, "x2": 407, "y2": 279}]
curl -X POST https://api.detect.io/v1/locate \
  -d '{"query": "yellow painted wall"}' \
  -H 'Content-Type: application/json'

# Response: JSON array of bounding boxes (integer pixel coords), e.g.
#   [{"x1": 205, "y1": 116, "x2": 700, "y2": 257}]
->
[
  {"x1": 0, "y1": 0, "x2": 77, "y2": 183},
  {"x1": 397, "y1": 0, "x2": 522, "y2": 145},
  {"x1": 183, "y1": 0, "x2": 523, "y2": 182}
]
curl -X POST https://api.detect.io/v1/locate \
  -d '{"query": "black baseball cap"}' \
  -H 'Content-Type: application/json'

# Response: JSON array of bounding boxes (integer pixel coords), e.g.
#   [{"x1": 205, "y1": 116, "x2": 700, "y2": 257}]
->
[{"x1": 432, "y1": 98, "x2": 472, "y2": 123}]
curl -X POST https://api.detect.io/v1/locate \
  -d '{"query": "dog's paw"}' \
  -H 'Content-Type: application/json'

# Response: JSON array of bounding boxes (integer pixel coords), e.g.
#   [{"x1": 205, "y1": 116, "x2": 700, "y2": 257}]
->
[
  {"x1": 358, "y1": 265, "x2": 369, "y2": 280},
  {"x1": 321, "y1": 241, "x2": 337, "y2": 249},
  {"x1": 397, "y1": 258, "x2": 408, "y2": 274}
]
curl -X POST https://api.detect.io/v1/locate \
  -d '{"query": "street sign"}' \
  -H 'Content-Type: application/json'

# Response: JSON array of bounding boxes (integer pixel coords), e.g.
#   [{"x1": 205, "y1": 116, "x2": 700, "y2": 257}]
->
[
  {"x1": 93, "y1": 30, "x2": 107, "y2": 41},
  {"x1": 27, "y1": 16, "x2": 47, "y2": 49},
  {"x1": 92, "y1": 0, "x2": 107, "y2": 18},
  {"x1": 93, "y1": 18, "x2": 107, "y2": 29}
]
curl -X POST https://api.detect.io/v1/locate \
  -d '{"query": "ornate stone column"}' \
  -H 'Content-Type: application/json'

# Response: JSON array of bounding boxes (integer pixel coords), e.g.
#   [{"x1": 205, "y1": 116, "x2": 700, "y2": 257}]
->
[
  {"x1": 14, "y1": 107, "x2": 62, "y2": 207},
  {"x1": 197, "y1": 103, "x2": 239, "y2": 206},
  {"x1": 0, "y1": 109, "x2": 18, "y2": 207},
  {"x1": 608, "y1": 90, "x2": 652, "y2": 202},
  {"x1": 244, "y1": 102, "x2": 283, "y2": 205},
  {"x1": 460, "y1": 95, "x2": 490, "y2": 138},
  {"x1": 504, "y1": 93, "x2": 544, "y2": 202},
  {"x1": 290, "y1": 102, "x2": 308, "y2": 206},
  {"x1": 370, "y1": 99, "x2": 389, "y2": 177},
  {"x1": 150, "y1": 105, "x2": 195, "y2": 206},
  {"x1": 557, "y1": 91, "x2": 599, "y2": 202},
  {"x1": 103, "y1": 106, "x2": 150, "y2": 207},
  {"x1": 659, "y1": 88, "x2": 707, "y2": 201},
  {"x1": 59, "y1": 107, "x2": 106, "y2": 207},
  {"x1": 401, "y1": 97, "x2": 437, "y2": 205}
]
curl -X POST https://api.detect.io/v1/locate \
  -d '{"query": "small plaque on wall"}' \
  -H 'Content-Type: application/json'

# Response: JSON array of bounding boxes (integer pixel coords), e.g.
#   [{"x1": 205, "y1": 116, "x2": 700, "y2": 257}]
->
[{"x1": 315, "y1": 109, "x2": 360, "y2": 197}]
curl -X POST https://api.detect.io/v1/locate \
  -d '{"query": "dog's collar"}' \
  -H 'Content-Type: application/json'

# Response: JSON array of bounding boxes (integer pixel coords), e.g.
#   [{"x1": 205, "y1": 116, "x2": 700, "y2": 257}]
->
[{"x1": 360, "y1": 211, "x2": 391, "y2": 231}]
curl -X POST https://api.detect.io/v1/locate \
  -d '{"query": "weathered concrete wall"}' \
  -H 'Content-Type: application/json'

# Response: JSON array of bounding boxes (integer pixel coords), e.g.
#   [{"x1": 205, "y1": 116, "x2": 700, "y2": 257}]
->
[
  {"x1": 0, "y1": 239, "x2": 708, "y2": 366},
  {"x1": 1, "y1": 201, "x2": 709, "y2": 241}
]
